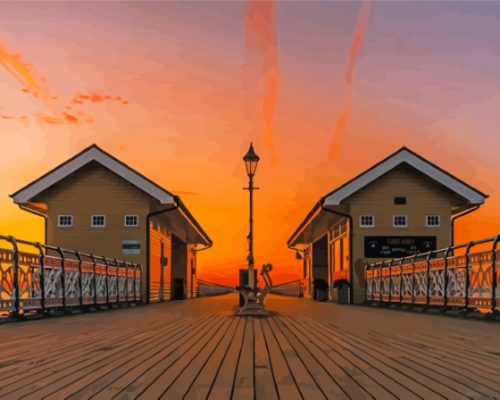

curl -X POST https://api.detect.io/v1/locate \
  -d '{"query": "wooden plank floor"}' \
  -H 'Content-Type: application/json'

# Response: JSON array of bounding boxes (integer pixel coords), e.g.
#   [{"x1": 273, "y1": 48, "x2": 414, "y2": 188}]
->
[{"x1": 1, "y1": 294, "x2": 500, "y2": 399}]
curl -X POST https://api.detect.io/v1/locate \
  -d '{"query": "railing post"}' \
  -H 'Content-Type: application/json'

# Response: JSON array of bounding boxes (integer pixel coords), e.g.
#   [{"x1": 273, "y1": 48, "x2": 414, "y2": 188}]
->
[
  {"x1": 426, "y1": 251, "x2": 432, "y2": 307},
  {"x1": 364, "y1": 263, "x2": 368, "y2": 302},
  {"x1": 464, "y1": 241, "x2": 474, "y2": 310},
  {"x1": 491, "y1": 236, "x2": 499, "y2": 314},
  {"x1": 57, "y1": 247, "x2": 66, "y2": 309},
  {"x1": 75, "y1": 251, "x2": 83, "y2": 308},
  {"x1": 378, "y1": 262, "x2": 383, "y2": 302},
  {"x1": 124, "y1": 261, "x2": 130, "y2": 303},
  {"x1": 90, "y1": 254, "x2": 98, "y2": 307},
  {"x1": 133, "y1": 263, "x2": 138, "y2": 302},
  {"x1": 8, "y1": 236, "x2": 20, "y2": 319},
  {"x1": 388, "y1": 258, "x2": 394, "y2": 304},
  {"x1": 399, "y1": 258, "x2": 404, "y2": 304},
  {"x1": 103, "y1": 257, "x2": 110, "y2": 305},
  {"x1": 114, "y1": 258, "x2": 120, "y2": 304},
  {"x1": 443, "y1": 246, "x2": 451, "y2": 309},
  {"x1": 411, "y1": 253, "x2": 418, "y2": 306},
  {"x1": 139, "y1": 264, "x2": 143, "y2": 302},
  {"x1": 35, "y1": 242, "x2": 46, "y2": 315}
]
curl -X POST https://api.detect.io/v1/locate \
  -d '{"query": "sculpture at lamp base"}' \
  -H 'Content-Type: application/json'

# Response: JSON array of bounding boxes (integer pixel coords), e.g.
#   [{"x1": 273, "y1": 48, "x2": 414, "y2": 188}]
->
[{"x1": 236, "y1": 263, "x2": 273, "y2": 317}]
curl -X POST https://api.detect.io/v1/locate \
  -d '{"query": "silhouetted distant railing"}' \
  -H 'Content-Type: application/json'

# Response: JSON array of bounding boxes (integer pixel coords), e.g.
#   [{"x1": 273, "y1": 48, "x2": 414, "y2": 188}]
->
[
  {"x1": 270, "y1": 280, "x2": 303, "y2": 297},
  {"x1": 197, "y1": 280, "x2": 235, "y2": 296},
  {"x1": 0, "y1": 235, "x2": 142, "y2": 320},
  {"x1": 365, "y1": 236, "x2": 500, "y2": 313}
]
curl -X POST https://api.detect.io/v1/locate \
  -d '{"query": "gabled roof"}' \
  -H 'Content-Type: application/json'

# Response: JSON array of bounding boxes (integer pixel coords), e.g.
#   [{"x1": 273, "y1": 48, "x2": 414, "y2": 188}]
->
[
  {"x1": 10, "y1": 144, "x2": 176, "y2": 205},
  {"x1": 10, "y1": 144, "x2": 212, "y2": 246},
  {"x1": 323, "y1": 146, "x2": 488, "y2": 206},
  {"x1": 288, "y1": 146, "x2": 488, "y2": 247}
]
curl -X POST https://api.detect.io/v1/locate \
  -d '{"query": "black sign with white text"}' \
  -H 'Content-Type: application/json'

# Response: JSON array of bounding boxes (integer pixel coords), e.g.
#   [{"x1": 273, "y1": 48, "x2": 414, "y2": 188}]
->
[{"x1": 364, "y1": 236, "x2": 436, "y2": 258}]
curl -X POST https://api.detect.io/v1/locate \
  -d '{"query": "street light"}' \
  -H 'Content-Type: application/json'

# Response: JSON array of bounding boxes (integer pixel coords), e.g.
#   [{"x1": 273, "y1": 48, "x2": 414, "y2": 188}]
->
[{"x1": 243, "y1": 142, "x2": 259, "y2": 290}]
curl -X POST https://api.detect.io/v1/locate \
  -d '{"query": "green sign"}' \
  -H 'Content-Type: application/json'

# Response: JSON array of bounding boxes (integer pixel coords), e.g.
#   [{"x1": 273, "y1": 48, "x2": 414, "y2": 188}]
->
[{"x1": 122, "y1": 240, "x2": 140, "y2": 255}]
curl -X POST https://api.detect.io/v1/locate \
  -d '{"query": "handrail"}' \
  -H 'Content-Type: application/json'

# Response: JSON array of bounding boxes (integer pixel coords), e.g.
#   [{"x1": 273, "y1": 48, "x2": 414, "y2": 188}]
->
[{"x1": 0, "y1": 235, "x2": 143, "y2": 320}]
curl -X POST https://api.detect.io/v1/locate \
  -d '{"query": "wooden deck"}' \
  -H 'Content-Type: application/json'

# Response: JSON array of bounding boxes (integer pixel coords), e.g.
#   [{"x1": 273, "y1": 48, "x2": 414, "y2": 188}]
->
[{"x1": 1, "y1": 294, "x2": 500, "y2": 399}]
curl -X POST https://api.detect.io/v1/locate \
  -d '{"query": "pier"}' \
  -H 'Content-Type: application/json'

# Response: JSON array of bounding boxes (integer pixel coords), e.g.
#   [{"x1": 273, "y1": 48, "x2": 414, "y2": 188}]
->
[{"x1": 1, "y1": 294, "x2": 499, "y2": 399}]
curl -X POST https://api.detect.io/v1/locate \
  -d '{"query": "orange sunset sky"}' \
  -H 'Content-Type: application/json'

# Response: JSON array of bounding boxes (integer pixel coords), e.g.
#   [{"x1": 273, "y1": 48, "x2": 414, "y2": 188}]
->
[{"x1": 0, "y1": 1, "x2": 499, "y2": 285}]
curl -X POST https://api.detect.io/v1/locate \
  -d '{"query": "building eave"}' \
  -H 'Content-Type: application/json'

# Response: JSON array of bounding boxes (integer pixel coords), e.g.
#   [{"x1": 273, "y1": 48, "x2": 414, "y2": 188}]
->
[
  {"x1": 323, "y1": 147, "x2": 488, "y2": 207},
  {"x1": 10, "y1": 144, "x2": 177, "y2": 205}
]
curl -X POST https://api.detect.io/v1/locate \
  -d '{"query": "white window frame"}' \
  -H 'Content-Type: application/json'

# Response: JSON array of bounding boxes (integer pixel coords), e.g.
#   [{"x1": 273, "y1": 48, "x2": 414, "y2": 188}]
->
[
  {"x1": 426, "y1": 214, "x2": 440, "y2": 228},
  {"x1": 91, "y1": 214, "x2": 106, "y2": 228},
  {"x1": 393, "y1": 215, "x2": 408, "y2": 228},
  {"x1": 124, "y1": 214, "x2": 139, "y2": 228},
  {"x1": 57, "y1": 215, "x2": 73, "y2": 228},
  {"x1": 359, "y1": 215, "x2": 375, "y2": 228}
]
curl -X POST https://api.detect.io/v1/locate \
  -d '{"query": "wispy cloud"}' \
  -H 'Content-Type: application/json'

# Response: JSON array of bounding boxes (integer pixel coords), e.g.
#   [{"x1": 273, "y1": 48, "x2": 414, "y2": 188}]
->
[
  {"x1": 243, "y1": 0, "x2": 280, "y2": 164},
  {"x1": 0, "y1": 41, "x2": 127, "y2": 127},
  {"x1": 328, "y1": 0, "x2": 373, "y2": 163}
]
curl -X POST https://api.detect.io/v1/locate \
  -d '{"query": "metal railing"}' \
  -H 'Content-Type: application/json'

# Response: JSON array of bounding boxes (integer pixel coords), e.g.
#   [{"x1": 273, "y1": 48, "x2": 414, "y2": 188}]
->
[
  {"x1": 0, "y1": 235, "x2": 142, "y2": 320},
  {"x1": 270, "y1": 280, "x2": 303, "y2": 297},
  {"x1": 364, "y1": 235, "x2": 500, "y2": 313},
  {"x1": 197, "y1": 280, "x2": 235, "y2": 297}
]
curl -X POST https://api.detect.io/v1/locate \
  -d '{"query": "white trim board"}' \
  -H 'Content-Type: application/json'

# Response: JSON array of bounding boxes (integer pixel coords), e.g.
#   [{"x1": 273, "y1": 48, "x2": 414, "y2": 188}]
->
[
  {"x1": 11, "y1": 146, "x2": 176, "y2": 205},
  {"x1": 323, "y1": 149, "x2": 486, "y2": 206}
]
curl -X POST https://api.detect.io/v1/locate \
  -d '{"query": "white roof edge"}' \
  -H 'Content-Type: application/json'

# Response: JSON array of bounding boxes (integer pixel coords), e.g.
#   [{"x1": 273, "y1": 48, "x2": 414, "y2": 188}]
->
[
  {"x1": 324, "y1": 149, "x2": 486, "y2": 206},
  {"x1": 176, "y1": 206, "x2": 211, "y2": 246},
  {"x1": 12, "y1": 146, "x2": 176, "y2": 205}
]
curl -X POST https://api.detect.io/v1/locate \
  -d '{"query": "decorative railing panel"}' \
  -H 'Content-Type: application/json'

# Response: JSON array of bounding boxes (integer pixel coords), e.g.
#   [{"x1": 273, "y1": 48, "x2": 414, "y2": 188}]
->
[
  {"x1": 467, "y1": 251, "x2": 492, "y2": 308},
  {"x1": 0, "y1": 235, "x2": 142, "y2": 320},
  {"x1": 81, "y1": 261, "x2": 95, "y2": 305},
  {"x1": 428, "y1": 259, "x2": 445, "y2": 305},
  {"x1": 497, "y1": 250, "x2": 500, "y2": 309},
  {"x1": 446, "y1": 255, "x2": 467, "y2": 307},
  {"x1": 389, "y1": 265, "x2": 401, "y2": 301},
  {"x1": 381, "y1": 266, "x2": 391, "y2": 302},
  {"x1": 413, "y1": 261, "x2": 428, "y2": 304},
  {"x1": 44, "y1": 256, "x2": 64, "y2": 308},
  {"x1": 401, "y1": 264, "x2": 413, "y2": 303},
  {"x1": 365, "y1": 236, "x2": 500, "y2": 313},
  {"x1": 0, "y1": 249, "x2": 15, "y2": 311},
  {"x1": 365, "y1": 269, "x2": 373, "y2": 300}
]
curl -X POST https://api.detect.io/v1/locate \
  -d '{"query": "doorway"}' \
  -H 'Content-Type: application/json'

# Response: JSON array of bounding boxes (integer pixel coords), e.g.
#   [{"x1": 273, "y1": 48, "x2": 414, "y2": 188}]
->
[{"x1": 172, "y1": 278, "x2": 184, "y2": 300}]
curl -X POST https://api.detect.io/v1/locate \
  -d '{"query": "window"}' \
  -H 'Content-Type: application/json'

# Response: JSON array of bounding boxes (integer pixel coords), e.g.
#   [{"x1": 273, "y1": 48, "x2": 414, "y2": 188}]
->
[
  {"x1": 394, "y1": 197, "x2": 407, "y2": 205},
  {"x1": 91, "y1": 215, "x2": 106, "y2": 228},
  {"x1": 393, "y1": 215, "x2": 407, "y2": 227},
  {"x1": 360, "y1": 215, "x2": 374, "y2": 227},
  {"x1": 124, "y1": 215, "x2": 139, "y2": 227},
  {"x1": 58, "y1": 215, "x2": 73, "y2": 228},
  {"x1": 426, "y1": 215, "x2": 440, "y2": 227}
]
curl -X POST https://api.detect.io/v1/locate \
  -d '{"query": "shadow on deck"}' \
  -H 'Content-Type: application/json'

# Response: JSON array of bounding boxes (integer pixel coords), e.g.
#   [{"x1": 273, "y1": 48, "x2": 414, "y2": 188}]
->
[{"x1": 1, "y1": 294, "x2": 500, "y2": 399}]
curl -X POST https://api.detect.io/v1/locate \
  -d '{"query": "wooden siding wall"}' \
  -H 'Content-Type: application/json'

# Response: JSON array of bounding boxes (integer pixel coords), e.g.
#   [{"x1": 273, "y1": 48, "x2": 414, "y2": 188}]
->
[
  {"x1": 149, "y1": 220, "x2": 172, "y2": 302},
  {"x1": 36, "y1": 163, "x2": 150, "y2": 297},
  {"x1": 347, "y1": 164, "x2": 455, "y2": 303},
  {"x1": 328, "y1": 219, "x2": 350, "y2": 285},
  {"x1": 302, "y1": 244, "x2": 313, "y2": 299}
]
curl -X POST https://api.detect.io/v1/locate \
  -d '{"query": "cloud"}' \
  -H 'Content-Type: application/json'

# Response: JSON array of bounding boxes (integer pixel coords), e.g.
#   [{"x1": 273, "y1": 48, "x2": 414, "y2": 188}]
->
[
  {"x1": 0, "y1": 41, "x2": 128, "y2": 127},
  {"x1": 243, "y1": 0, "x2": 280, "y2": 165},
  {"x1": 328, "y1": 0, "x2": 373, "y2": 163}
]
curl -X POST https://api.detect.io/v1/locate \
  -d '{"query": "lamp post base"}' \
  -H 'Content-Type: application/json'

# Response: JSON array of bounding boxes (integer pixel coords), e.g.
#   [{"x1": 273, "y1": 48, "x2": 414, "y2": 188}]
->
[
  {"x1": 237, "y1": 302, "x2": 269, "y2": 317},
  {"x1": 236, "y1": 293, "x2": 270, "y2": 316}
]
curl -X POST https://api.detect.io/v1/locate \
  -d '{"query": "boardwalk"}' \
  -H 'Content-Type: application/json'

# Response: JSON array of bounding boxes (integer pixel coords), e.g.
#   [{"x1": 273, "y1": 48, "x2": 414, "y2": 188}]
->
[{"x1": 1, "y1": 295, "x2": 500, "y2": 399}]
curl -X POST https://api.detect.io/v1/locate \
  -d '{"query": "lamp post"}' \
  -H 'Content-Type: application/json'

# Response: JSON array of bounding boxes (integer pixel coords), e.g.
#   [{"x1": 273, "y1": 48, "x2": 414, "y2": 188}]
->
[{"x1": 243, "y1": 142, "x2": 259, "y2": 290}]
